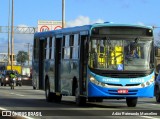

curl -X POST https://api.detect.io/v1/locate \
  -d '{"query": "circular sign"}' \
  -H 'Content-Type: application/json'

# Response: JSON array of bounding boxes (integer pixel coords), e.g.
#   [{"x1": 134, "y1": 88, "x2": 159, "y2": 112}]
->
[
  {"x1": 54, "y1": 26, "x2": 62, "y2": 30},
  {"x1": 40, "y1": 26, "x2": 50, "y2": 32}
]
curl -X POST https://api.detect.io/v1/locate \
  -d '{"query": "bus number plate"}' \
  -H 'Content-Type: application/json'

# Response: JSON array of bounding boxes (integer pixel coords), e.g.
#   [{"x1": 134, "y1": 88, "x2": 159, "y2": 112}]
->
[{"x1": 117, "y1": 89, "x2": 128, "y2": 94}]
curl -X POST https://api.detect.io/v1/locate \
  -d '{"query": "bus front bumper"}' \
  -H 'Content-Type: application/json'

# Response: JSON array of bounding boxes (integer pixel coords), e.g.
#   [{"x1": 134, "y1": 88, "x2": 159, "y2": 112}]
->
[{"x1": 88, "y1": 82, "x2": 154, "y2": 98}]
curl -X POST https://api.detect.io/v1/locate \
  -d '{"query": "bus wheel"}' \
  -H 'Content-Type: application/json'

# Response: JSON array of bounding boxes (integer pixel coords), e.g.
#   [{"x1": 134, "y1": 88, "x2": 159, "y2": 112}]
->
[
  {"x1": 33, "y1": 86, "x2": 36, "y2": 90},
  {"x1": 88, "y1": 97, "x2": 96, "y2": 102},
  {"x1": 155, "y1": 87, "x2": 160, "y2": 103},
  {"x1": 45, "y1": 80, "x2": 54, "y2": 102},
  {"x1": 75, "y1": 88, "x2": 86, "y2": 106},
  {"x1": 126, "y1": 97, "x2": 137, "y2": 107},
  {"x1": 55, "y1": 95, "x2": 62, "y2": 103}
]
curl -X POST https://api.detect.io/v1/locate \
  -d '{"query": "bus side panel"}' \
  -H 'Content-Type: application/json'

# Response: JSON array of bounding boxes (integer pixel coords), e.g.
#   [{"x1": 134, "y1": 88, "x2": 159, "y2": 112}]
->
[
  {"x1": 32, "y1": 38, "x2": 40, "y2": 89},
  {"x1": 32, "y1": 60, "x2": 39, "y2": 89},
  {"x1": 45, "y1": 59, "x2": 55, "y2": 93},
  {"x1": 60, "y1": 60, "x2": 79, "y2": 95}
]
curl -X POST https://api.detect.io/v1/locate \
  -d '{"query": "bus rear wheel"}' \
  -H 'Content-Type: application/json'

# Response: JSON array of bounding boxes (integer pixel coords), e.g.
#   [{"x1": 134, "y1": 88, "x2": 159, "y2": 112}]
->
[
  {"x1": 45, "y1": 80, "x2": 54, "y2": 102},
  {"x1": 126, "y1": 97, "x2": 137, "y2": 107}
]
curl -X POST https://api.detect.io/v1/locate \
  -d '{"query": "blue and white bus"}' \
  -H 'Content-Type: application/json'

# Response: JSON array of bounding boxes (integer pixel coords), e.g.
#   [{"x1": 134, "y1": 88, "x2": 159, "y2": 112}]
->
[{"x1": 32, "y1": 23, "x2": 155, "y2": 107}]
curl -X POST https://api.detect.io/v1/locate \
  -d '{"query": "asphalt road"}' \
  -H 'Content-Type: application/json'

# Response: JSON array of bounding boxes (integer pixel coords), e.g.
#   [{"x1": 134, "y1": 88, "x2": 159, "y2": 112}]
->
[{"x1": 0, "y1": 85, "x2": 159, "y2": 119}]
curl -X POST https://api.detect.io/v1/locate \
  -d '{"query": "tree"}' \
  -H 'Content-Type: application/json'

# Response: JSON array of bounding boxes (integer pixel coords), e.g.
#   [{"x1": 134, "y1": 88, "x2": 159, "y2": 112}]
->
[
  {"x1": 16, "y1": 51, "x2": 28, "y2": 65},
  {"x1": 154, "y1": 31, "x2": 160, "y2": 47}
]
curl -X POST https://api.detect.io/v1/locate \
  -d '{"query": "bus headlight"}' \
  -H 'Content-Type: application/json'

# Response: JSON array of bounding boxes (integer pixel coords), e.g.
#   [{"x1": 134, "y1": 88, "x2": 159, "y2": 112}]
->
[
  {"x1": 146, "y1": 81, "x2": 150, "y2": 86},
  {"x1": 89, "y1": 76, "x2": 106, "y2": 87},
  {"x1": 141, "y1": 76, "x2": 154, "y2": 87},
  {"x1": 150, "y1": 76, "x2": 154, "y2": 83},
  {"x1": 90, "y1": 76, "x2": 95, "y2": 82},
  {"x1": 90, "y1": 76, "x2": 98, "y2": 84},
  {"x1": 141, "y1": 83, "x2": 145, "y2": 88}
]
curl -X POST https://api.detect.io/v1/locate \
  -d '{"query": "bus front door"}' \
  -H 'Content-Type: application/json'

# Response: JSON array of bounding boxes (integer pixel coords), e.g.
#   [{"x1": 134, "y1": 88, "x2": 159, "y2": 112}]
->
[
  {"x1": 39, "y1": 39, "x2": 46, "y2": 90},
  {"x1": 55, "y1": 38, "x2": 62, "y2": 93},
  {"x1": 79, "y1": 35, "x2": 88, "y2": 96}
]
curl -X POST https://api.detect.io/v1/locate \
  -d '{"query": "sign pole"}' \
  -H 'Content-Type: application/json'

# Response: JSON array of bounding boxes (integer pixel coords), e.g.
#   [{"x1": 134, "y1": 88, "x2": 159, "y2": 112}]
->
[
  {"x1": 8, "y1": 0, "x2": 11, "y2": 65},
  {"x1": 62, "y1": 0, "x2": 65, "y2": 28},
  {"x1": 11, "y1": 0, "x2": 14, "y2": 70}
]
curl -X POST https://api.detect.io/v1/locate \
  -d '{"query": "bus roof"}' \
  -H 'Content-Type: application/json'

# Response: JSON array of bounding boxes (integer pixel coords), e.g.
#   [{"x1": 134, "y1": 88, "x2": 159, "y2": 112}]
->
[{"x1": 34, "y1": 23, "x2": 153, "y2": 38}]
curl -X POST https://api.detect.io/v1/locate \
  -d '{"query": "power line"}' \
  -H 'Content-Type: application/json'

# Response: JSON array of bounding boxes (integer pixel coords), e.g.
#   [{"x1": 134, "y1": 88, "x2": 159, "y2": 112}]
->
[{"x1": 0, "y1": 26, "x2": 37, "y2": 34}]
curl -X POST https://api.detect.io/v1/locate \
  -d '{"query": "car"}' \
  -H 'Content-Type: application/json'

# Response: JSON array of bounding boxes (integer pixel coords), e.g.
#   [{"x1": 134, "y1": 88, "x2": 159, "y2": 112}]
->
[
  {"x1": 0, "y1": 74, "x2": 5, "y2": 86},
  {"x1": 0, "y1": 70, "x2": 12, "y2": 86},
  {"x1": 155, "y1": 71, "x2": 160, "y2": 103},
  {"x1": 15, "y1": 74, "x2": 22, "y2": 86}
]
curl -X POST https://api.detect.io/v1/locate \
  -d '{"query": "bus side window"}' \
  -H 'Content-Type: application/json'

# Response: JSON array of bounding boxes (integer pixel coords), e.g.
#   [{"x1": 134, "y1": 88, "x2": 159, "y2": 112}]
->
[
  {"x1": 51, "y1": 37, "x2": 55, "y2": 59},
  {"x1": 33, "y1": 38, "x2": 39, "y2": 60},
  {"x1": 46, "y1": 37, "x2": 50, "y2": 60},
  {"x1": 49, "y1": 37, "x2": 52, "y2": 59},
  {"x1": 44, "y1": 38, "x2": 47, "y2": 60},
  {"x1": 70, "y1": 35, "x2": 74, "y2": 59},
  {"x1": 72, "y1": 34, "x2": 79, "y2": 59},
  {"x1": 63, "y1": 35, "x2": 70, "y2": 59}
]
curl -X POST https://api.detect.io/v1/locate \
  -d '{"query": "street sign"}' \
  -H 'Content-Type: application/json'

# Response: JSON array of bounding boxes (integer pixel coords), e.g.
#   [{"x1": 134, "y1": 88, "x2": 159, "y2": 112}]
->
[
  {"x1": 40, "y1": 26, "x2": 50, "y2": 32},
  {"x1": 38, "y1": 20, "x2": 63, "y2": 32}
]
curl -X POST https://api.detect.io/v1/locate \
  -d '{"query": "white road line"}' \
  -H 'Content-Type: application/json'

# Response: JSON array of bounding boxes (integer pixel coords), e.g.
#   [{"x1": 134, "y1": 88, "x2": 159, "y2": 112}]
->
[
  {"x1": 10, "y1": 93, "x2": 25, "y2": 96},
  {"x1": 148, "y1": 103, "x2": 158, "y2": 106},
  {"x1": 15, "y1": 94, "x2": 25, "y2": 96},
  {"x1": 141, "y1": 116, "x2": 160, "y2": 119},
  {"x1": 0, "y1": 107, "x2": 7, "y2": 110}
]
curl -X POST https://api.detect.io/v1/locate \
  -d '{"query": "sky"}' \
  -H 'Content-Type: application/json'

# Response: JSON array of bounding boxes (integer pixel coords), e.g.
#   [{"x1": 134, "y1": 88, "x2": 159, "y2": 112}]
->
[{"x1": 0, "y1": 0, "x2": 160, "y2": 54}]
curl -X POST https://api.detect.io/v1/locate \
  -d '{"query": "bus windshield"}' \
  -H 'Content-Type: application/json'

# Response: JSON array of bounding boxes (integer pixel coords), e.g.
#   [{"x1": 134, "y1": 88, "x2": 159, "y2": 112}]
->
[{"x1": 88, "y1": 38, "x2": 152, "y2": 71}]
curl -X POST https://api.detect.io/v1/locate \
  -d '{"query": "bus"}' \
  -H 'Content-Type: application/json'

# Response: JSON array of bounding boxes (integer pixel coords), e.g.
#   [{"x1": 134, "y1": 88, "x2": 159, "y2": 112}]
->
[{"x1": 32, "y1": 23, "x2": 155, "y2": 107}]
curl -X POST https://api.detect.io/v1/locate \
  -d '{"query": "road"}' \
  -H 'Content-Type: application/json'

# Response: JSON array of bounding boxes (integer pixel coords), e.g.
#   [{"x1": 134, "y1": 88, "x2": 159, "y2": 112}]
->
[{"x1": 0, "y1": 85, "x2": 159, "y2": 119}]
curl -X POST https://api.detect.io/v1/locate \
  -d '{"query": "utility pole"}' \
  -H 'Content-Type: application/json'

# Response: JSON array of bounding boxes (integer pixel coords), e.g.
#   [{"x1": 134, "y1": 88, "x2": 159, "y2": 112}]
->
[
  {"x1": 11, "y1": 0, "x2": 14, "y2": 70},
  {"x1": 27, "y1": 43, "x2": 30, "y2": 66},
  {"x1": 25, "y1": 43, "x2": 31, "y2": 66},
  {"x1": 8, "y1": 0, "x2": 11, "y2": 65},
  {"x1": 62, "y1": 0, "x2": 65, "y2": 28}
]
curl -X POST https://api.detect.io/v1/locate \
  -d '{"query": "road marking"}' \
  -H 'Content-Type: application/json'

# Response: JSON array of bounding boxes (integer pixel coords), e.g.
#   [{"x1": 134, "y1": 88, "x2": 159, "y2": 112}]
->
[
  {"x1": 141, "y1": 116, "x2": 160, "y2": 119},
  {"x1": 148, "y1": 103, "x2": 158, "y2": 106},
  {"x1": 0, "y1": 107, "x2": 7, "y2": 110},
  {"x1": 10, "y1": 93, "x2": 25, "y2": 96}
]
